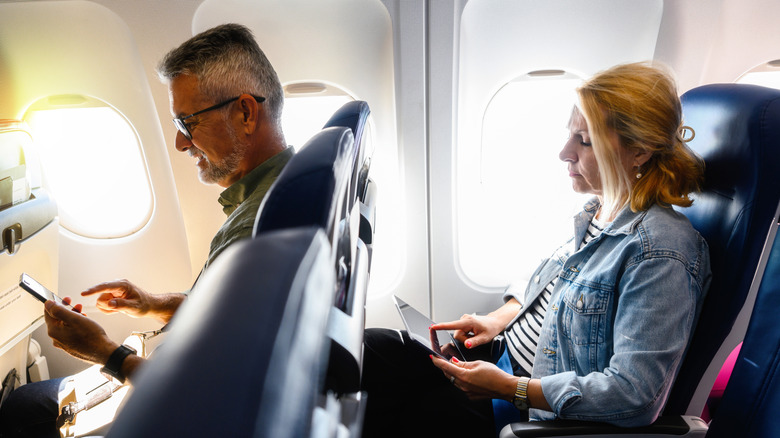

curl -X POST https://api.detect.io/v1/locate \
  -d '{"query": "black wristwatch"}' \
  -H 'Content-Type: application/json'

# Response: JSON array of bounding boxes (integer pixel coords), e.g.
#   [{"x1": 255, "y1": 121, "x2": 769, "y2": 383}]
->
[{"x1": 100, "y1": 344, "x2": 137, "y2": 383}]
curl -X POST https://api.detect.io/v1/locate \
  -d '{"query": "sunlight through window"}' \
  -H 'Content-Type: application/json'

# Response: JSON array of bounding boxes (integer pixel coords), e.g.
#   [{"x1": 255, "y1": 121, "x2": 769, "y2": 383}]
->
[
  {"x1": 737, "y1": 68, "x2": 780, "y2": 90},
  {"x1": 25, "y1": 98, "x2": 153, "y2": 238},
  {"x1": 457, "y1": 74, "x2": 591, "y2": 288},
  {"x1": 282, "y1": 84, "x2": 353, "y2": 150}
]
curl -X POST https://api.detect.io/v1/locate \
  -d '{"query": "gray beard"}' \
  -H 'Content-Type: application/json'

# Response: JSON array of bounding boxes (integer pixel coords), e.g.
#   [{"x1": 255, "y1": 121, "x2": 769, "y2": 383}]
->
[{"x1": 191, "y1": 125, "x2": 247, "y2": 185}]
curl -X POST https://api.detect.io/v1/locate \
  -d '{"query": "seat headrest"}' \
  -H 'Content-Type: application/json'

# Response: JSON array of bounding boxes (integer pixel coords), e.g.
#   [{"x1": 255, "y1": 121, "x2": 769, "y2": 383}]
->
[
  {"x1": 666, "y1": 83, "x2": 780, "y2": 414},
  {"x1": 253, "y1": 126, "x2": 354, "y2": 238},
  {"x1": 322, "y1": 101, "x2": 370, "y2": 138}
]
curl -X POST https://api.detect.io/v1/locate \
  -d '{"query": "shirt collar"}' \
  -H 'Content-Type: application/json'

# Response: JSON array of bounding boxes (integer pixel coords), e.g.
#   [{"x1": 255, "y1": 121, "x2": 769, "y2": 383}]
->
[
  {"x1": 577, "y1": 197, "x2": 648, "y2": 237},
  {"x1": 218, "y1": 147, "x2": 294, "y2": 216}
]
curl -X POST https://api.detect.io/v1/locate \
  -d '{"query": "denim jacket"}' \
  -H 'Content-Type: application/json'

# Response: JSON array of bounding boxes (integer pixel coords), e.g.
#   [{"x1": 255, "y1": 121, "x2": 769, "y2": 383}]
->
[{"x1": 503, "y1": 198, "x2": 711, "y2": 427}]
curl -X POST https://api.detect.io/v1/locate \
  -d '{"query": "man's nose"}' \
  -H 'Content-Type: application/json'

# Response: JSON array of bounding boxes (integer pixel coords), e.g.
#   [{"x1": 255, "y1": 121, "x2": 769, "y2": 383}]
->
[{"x1": 174, "y1": 130, "x2": 191, "y2": 152}]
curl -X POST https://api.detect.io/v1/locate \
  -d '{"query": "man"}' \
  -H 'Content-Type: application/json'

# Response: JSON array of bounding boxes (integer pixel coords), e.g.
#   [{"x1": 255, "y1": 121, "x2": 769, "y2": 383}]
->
[{"x1": 0, "y1": 23, "x2": 292, "y2": 437}]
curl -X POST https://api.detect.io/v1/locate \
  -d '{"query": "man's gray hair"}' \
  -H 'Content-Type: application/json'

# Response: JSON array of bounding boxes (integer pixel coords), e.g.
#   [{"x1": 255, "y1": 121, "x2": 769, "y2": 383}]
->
[{"x1": 157, "y1": 23, "x2": 283, "y2": 123}]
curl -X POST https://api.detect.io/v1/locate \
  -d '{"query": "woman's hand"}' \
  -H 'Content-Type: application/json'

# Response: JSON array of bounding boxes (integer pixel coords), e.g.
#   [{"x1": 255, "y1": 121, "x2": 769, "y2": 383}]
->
[
  {"x1": 432, "y1": 314, "x2": 505, "y2": 350},
  {"x1": 432, "y1": 298, "x2": 522, "y2": 350},
  {"x1": 430, "y1": 356, "x2": 517, "y2": 401}
]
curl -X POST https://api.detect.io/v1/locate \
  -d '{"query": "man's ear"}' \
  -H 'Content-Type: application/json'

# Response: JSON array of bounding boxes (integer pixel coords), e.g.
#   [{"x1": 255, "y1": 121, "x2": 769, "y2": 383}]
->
[{"x1": 236, "y1": 94, "x2": 260, "y2": 134}]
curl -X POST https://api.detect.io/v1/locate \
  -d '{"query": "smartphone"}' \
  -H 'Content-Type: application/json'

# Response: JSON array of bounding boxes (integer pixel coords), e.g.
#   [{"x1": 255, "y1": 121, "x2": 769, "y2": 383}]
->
[{"x1": 19, "y1": 273, "x2": 73, "y2": 309}]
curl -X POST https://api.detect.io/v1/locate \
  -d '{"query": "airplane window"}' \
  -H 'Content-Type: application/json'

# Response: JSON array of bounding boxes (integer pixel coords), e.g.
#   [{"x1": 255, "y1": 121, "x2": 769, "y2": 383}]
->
[
  {"x1": 282, "y1": 82, "x2": 359, "y2": 150},
  {"x1": 736, "y1": 61, "x2": 780, "y2": 89},
  {"x1": 23, "y1": 95, "x2": 153, "y2": 239},
  {"x1": 457, "y1": 73, "x2": 591, "y2": 288}
]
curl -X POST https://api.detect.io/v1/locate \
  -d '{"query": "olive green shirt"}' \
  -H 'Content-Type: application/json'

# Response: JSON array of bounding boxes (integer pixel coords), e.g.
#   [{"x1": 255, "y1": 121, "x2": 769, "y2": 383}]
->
[{"x1": 205, "y1": 147, "x2": 294, "y2": 268}]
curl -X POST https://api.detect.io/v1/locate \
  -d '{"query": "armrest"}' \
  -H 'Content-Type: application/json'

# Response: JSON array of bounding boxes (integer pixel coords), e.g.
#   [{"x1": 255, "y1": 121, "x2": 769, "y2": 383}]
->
[{"x1": 499, "y1": 415, "x2": 708, "y2": 438}]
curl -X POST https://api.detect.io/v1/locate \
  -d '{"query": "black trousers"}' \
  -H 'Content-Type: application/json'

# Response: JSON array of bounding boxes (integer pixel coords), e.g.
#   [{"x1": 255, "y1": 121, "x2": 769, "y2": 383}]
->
[{"x1": 360, "y1": 328, "x2": 496, "y2": 437}]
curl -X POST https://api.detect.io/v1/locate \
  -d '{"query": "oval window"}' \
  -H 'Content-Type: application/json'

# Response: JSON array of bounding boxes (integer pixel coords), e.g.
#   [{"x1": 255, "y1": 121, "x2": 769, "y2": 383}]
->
[
  {"x1": 24, "y1": 95, "x2": 153, "y2": 238},
  {"x1": 457, "y1": 72, "x2": 591, "y2": 288}
]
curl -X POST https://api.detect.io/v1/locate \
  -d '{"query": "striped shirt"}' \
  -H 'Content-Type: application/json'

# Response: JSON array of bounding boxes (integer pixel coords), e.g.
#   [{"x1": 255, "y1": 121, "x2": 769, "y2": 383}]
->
[{"x1": 505, "y1": 216, "x2": 606, "y2": 376}]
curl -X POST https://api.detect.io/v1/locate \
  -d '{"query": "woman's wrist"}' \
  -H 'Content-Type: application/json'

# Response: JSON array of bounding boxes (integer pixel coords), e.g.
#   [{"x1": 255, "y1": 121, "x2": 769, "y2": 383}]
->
[{"x1": 488, "y1": 298, "x2": 522, "y2": 328}]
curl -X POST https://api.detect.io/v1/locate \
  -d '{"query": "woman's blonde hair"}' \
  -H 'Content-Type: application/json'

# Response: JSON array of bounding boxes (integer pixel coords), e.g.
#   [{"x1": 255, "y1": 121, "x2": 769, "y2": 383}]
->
[{"x1": 577, "y1": 62, "x2": 704, "y2": 216}]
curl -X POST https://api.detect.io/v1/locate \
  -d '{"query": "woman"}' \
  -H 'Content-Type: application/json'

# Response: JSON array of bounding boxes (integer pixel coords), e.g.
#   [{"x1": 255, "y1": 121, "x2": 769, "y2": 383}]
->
[{"x1": 361, "y1": 62, "x2": 711, "y2": 437}]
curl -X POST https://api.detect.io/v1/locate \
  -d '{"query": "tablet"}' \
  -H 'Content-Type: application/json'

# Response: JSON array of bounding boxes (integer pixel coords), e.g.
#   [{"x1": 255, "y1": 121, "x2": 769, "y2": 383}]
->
[{"x1": 393, "y1": 295, "x2": 465, "y2": 362}]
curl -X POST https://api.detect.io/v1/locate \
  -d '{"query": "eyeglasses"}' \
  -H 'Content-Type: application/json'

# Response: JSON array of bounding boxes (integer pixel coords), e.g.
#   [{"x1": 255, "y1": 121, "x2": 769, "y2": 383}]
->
[{"x1": 173, "y1": 95, "x2": 266, "y2": 140}]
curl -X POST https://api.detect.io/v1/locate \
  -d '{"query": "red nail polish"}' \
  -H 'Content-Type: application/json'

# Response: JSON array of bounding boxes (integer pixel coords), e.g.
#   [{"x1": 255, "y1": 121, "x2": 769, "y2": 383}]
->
[
  {"x1": 465, "y1": 340, "x2": 472, "y2": 348},
  {"x1": 451, "y1": 357, "x2": 460, "y2": 363}
]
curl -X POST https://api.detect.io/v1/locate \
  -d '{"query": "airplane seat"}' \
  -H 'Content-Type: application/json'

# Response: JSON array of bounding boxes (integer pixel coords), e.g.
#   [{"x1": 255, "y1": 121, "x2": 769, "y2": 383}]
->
[
  {"x1": 499, "y1": 83, "x2": 780, "y2": 437},
  {"x1": 705, "y1": 228, "x2": 780, "y2": 436},
  {"x1": 254, "y1": 125, "x2": 354, "y2": 307},
  {"x1": 252, "y1": 123, "x2": 368, "y2": 436},
  {"x1": 254, "y1": 126, "x2": 353, "y2": 282},
  {"x1": 105, "y1": 227, "x2": 335, "y2": 438},
  {"x1": 322, "y1": 100, "x2": 370, "y2": 211},
  {"x1": 322, "y1": 100, "x2": 377, "y2": 268},
  {"x1": 0, "y1": 120, "x2": 58, "y2": 404}
]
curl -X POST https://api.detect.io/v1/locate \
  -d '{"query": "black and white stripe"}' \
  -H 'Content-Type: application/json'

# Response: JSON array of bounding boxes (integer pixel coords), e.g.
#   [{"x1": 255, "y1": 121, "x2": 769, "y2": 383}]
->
[{"x1": 505, "y1": 216, "x2": 605, "y2": 376}]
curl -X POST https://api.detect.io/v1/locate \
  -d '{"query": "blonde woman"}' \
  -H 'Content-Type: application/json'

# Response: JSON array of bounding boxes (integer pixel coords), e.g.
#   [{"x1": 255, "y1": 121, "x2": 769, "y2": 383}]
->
[{"x1": 362, "y1": 62, "x2": 711, "y2": 436}]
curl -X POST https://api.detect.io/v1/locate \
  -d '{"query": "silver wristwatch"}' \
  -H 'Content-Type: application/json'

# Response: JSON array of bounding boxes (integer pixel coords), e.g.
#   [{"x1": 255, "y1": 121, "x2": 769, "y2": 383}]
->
[{"x1": 512, "y1": 377, "x2": 530, "y2": 410}]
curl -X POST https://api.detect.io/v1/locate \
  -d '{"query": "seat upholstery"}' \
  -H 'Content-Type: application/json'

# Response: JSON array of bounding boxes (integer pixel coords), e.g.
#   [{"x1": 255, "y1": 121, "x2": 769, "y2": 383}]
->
[
  {"x1": 706, "y1": 229, "x2": 780, "y2": 437},
  {"x1": 500, "y1": 83, "x2": 780, "y2": 437},
  {"x1": 253, "y1": 116, "x2": 371, "y2": 435},
  {"x1": 106, "y1": 227, "x2": 335, "y2": 438},
  {"x1": 667, "y1": 83, "x2": 780, "y2": 416},
  {"x1": 322, "y1": 100, "x2": 371, "y2": 209},
  {"x1": 322, "y1": 101, "x2": 377, "y2": 264},
  {"x1": 254, "y1": 126, "x2": 353, "y2": 247}
]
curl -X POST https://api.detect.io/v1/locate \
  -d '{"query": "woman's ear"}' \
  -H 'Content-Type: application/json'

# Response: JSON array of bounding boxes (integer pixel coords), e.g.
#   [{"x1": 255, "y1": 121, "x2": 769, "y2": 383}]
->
[{"x1": 634, "y1": 150, "x2": 652, "y2": 167}]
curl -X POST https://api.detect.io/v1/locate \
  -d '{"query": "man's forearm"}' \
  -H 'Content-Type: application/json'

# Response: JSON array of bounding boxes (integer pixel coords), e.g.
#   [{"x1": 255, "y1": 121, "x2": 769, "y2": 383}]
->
[
  {"x1": 148, "y1": 292, "x2": 187, "y2": 324},
  {"x1": 121, "y1": 354, "x2": 145, "y2": 383}
]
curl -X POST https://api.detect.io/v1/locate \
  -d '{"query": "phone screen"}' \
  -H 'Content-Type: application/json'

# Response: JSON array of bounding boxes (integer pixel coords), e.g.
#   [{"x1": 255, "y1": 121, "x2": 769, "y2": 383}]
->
[{"x1": 19, "y1": 273, "x2": 72, "y2": 308}]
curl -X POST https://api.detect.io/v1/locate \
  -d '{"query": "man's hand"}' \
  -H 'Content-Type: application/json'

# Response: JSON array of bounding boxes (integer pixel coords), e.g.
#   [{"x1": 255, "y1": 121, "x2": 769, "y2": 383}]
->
[
  {"x1": 44, "y1": 298, "x2": 118, "y2": 366},
  {"x1": 81, "y1": 279, "x2": 152, "y2": 318},
  {"x1": 81, "y1": 279, "x2": 185, "y2": 324}
]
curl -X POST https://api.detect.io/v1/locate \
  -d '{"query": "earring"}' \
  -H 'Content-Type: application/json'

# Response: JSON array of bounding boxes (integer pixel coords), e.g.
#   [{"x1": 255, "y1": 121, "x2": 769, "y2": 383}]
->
[{"x1": 636, "y1": 172, "x2": 642, "y2": 179}]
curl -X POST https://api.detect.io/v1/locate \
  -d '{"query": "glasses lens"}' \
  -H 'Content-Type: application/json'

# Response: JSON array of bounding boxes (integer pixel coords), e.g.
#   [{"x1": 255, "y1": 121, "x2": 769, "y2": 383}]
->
[{"x1": 173, "y1": 118, "x2": 191, "y2": 140}]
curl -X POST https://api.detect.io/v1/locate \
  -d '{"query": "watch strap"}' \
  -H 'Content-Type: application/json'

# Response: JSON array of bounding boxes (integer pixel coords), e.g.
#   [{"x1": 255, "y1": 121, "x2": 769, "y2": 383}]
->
[
  {"x1": 513, "y1": 376, "x2": 530, "y2": 410},
  {"x1": 100, "y1": 344, "x2": 136, "y2": 383}
]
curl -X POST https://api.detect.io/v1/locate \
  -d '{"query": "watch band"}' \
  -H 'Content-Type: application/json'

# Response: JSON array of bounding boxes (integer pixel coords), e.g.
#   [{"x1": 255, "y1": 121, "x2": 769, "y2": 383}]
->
[
  {"x1": 512, "y1": 377, "x2": 531, "y2": 410},
  {"x1": 100, "y1": 344, "x2": 137, "y2": 383}
]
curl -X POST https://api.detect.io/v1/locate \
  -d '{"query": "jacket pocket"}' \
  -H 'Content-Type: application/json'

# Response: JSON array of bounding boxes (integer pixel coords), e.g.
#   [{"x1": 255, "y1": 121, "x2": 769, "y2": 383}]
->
[{"x1": 560, "y1": 282, "x2": 608, "y2": 346}]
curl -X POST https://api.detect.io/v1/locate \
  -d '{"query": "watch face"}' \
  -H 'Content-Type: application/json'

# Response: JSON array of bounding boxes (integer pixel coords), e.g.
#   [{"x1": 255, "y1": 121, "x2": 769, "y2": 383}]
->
[{"x1": 513, "y1": 397, "x2": 529, "y2": 410}]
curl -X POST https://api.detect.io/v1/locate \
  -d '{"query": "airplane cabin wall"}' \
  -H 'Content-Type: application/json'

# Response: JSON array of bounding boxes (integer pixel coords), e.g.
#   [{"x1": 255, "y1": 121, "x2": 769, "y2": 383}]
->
[
  {"x1": 428, "y1": 0, "x2": 664, "y2": 322},
  {"x1": 191, "y1": 0, "x2": 414, "y2": 330},
  {"x1": 0, "y1": 0, "x2": 194, "y2": 377},
  {"x1": 3, "y1": 0, "x2": 780, "y2": 378}
]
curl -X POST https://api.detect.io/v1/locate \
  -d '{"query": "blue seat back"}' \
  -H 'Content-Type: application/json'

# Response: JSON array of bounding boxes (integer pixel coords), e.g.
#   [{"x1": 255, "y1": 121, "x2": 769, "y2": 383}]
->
[
  {"x1": 107, "y1": 227, "x2": 335, "y2": 438},
  {"x1": 254, "y1": 126, "x2": 353, "y2": 245},
  {"x1": 707, "y1": 228, "x2": 780, "y2": 436},
  {"x1": 667, "y1": 83, "x2": 780, "y2": 415},
  {"x1": 707, "y1": 234, "x2": 780, "y2": 438},
  {"x1": 322, "y1": 100, "x2": 371, "y2": 207}
]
